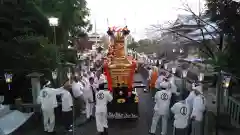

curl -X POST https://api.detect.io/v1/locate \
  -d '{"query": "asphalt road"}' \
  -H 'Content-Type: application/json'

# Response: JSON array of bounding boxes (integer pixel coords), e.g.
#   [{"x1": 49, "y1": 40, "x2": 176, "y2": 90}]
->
[{"x1": 76, "y1": 73, "x2": 174, "y2": 135}]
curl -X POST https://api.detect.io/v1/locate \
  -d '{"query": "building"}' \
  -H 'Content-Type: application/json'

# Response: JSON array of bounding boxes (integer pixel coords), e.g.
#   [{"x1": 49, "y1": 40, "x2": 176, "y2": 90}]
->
[
  {"x1": 73, "y1": 36, "x2": 93, "y2": 51},
  {"x1": 161, "y1": 14, "x2": 217, "y2": 58},
  {"x1": 88, "y1": 33, "x2": 101, "y2": 43}
]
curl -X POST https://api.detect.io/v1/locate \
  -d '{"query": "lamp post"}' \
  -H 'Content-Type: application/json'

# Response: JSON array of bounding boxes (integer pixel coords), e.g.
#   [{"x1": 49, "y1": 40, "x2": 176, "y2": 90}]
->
[
  {"x1": 181, "y1": 69, "x2": 188, "y2": 94},
  {"x1": 52, "y1": 70, "x2": 57, "y2": 88},
  {"x1": 215, "y1": 72, "x2": 231, "y2": 135},
  {"x1": 222, "y1": 74, "x2": 231, "y2": 110},
  {"x1": 198, "y1": 72, "x2": 204, "y2": 82},
  {"x1": 180, "y1": 48, "x2": 184, "y2": 54},
  {"x1": 172, "y1": 67, "x2": 176, "y2": 74},
  {"x1": 164, "y1": 63, "x2": 168, "y2": 71},
  {"x1": 67, "y1": 68, "x2": 72, "y2": 83},
  {"x1": 0, "y1": 96, "x2": 4, "y2": 109},
  {"x1": 172, "y1": 48, "x2": 176, "y2": 53},
  {"x1": 4, "y1": 73, "x2": 13, "y2": 90},
  {"x1": 48, "y1": 17, "x2": 59, "y2": 44},
  {"x1": 158, "y1": 60, "x2": 162, "y2": 68},
  {"x1": 48, "y1": 17, "x2": 60, "y2": 86}
]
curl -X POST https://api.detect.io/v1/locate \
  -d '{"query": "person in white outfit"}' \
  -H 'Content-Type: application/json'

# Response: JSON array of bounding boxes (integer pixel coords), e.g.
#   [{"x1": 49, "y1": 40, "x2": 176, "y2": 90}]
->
[
  {"x1": 77, "y1": 76, "x2": 87, "y2": 114},
  {"x1": 71, "y1": 76, "x2": 84, "y2": 118},
  {"x1": 185, "y1": 83, "x2": 197, "y2": 135},
  {"x1": 155, "y1": 72, "x2": 166, "y2": 90},
  {"x1": 37, "y1": 81, "x2": 59, "y2": 134},
  {"x1": 149, "y1": 82, "x2": 172, "y2": 135},
  {"x1": 147, "y1": 67, "x2": 153, "y2": 89},
  {"x1": 88, "y1": 77, "x2": 98, "y2": 119},
  {"x1": 82, "y1": 74, "x2": 95, "y2": 121},
  {"x1": 94, "y1": 71, "x2": 106, "y2": 88},
  {"x1": 58, "y1": 83, "x2": 73, "y2": 132},
  {"x1": 95, "y1": 83, "x2": 113, "y2": 135},
  {"x1": 190, "y1": 85, "x2": 206, "y2": 135},
  {"x1": 168, "y1": 75, "x2": 180, "y2": 119},
  {"x1": 171, "y1": 99, "x2": 190, "y2": 135},
  {"x1": 168, "y1": 75, "x2": 180, "y2": 96},
  {"x1": 87, "y1": 71, "x2": 95, "y2": 79}
]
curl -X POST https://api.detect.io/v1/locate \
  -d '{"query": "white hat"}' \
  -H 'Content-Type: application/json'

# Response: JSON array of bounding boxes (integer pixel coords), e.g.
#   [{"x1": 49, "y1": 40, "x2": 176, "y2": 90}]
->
[
  {"x1": 43, "y1": 81, "x2": 51, "y2": 88},
  {"x1": 193, "y1": 85, "x2": 203, "y2": 94},
  {"x1": 160, "y1": 81, "x2": 170, "y2": 89}
]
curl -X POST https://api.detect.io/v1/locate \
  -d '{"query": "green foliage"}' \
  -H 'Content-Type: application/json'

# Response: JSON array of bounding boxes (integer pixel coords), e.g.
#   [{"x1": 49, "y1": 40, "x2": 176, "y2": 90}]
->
[
  {"x1": 0, "y1": 1, "x2": 57, "y2": 74},
  {"x1": 39, "y1": 0, "x2": 92, "y2": 65},
  {"x1": 0, "y1": 0, "x2": 91, "y2": 76},
  {"x1": 128, "y1": 42, "x2": 139, "y2": 49},
  {"x1": 206, "y1": 0, "x2": 240, "y2": 76}
]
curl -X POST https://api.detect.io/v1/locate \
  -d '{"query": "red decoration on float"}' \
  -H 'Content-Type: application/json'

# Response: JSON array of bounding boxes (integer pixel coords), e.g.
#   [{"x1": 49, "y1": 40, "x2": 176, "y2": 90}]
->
[
  {"x1": 129, "y1": 61, "x2": 136, "y2": 91},
  {"x1": 103, "y1": 62, "x2": 113, "y2": 92}
]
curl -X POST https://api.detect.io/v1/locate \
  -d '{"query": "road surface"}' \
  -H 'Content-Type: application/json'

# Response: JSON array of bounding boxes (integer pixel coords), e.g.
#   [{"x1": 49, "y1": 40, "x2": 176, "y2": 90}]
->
[{"x1": 76, "y1": 73, "x2": 174, "y2": 135}]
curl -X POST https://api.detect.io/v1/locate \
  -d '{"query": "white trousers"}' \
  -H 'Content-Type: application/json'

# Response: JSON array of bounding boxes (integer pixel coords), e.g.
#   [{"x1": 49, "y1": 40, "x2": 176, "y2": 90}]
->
[
  {"x1": 95, "y1": 112, "x2": 108, "y2": 132},
  {"x1": 150, "y1": 112, "x2": 168, "y2": 135},
  {"x1": 86, "y1": 101, "x2": 94, "y2": 118},
  {"x1": 42, "y1": 108, "x2": 55, "y2": 132}
]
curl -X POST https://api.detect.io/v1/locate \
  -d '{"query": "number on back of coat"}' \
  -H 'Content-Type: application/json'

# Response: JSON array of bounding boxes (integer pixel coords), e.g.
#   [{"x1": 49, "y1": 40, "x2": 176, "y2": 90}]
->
[
  {"x1": 97, "y1": 92, "x2": 104, "y2": 100},
  {"x1": 42, "y1": 90, "x2": 48, "y2": 98},
  {"x1": 180, "y1": 106, "x2": 187, "y2": 116},
  {"x1": 161, "y1": 93, "x2": 168, "y2": 100}
]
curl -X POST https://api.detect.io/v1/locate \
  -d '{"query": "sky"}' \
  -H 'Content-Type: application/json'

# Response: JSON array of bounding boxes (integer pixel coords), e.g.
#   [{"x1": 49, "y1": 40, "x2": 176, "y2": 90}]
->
[{"x1": 87, "y1": 0, "x2": 205, "y2": 40}]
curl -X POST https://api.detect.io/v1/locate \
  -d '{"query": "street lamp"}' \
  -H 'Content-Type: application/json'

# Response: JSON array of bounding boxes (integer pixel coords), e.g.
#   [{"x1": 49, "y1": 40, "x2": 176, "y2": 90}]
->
[
  {"x1": 181, "y1": 69, "x2": 188, "y2": 94},
  {"x1": 48, "y1": 17, "x2": 59, "y2": 45},
  {"x1": 222, "y1": 75, "x2": 231, "y2": 107},
  {"x1": 67, "y1": 68, "x2": 72, "y2": 82},
  {"x1": 198, "y1": 72, "x2": 204, "y2": 82},
  {"x1": 52, "y1": 70, "x2": 58, "y2": 80},
  {"x1": 159, "y1": 60, "x2": 162, "y2": 65},
  {"x1": 172, "y1": 49, "x2": 176, "y2": 52},
  {"x1": 0, "y1": 96, "x2": 4, "y2": 109},
  {"x1": 222, "y1": 76, "x2": 231, "y2": 88},
  {"x1": 4, "y1": 73, "x2": 13, "y2": 90},
  {"x1": 182, "y1": 70, "x2": 188, "y2": 78},
  {"x1": 180, "y1": 48, "x2": 184, "y2": 54},
  {"x1": 52, "y1": 70, "x2": 58, "y2": 88},
  {"x1": 48, "y1": 17, "x2": 61, "y2": 85},
  {"x1": 215, "y1": 72, "x2": 231, "y2": 135},
  {"x1": 172, "y1": 67, "x2": 176, "y2": 74},
  {"x1": 164, "y1": 63, "x2": 168, "y2": 70}
]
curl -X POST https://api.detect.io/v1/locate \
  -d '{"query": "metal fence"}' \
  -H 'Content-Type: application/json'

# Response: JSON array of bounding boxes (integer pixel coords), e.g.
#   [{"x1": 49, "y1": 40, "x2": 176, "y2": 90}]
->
[{"x1": 227, "y1": 96, "x2": 240, "y2": 128}]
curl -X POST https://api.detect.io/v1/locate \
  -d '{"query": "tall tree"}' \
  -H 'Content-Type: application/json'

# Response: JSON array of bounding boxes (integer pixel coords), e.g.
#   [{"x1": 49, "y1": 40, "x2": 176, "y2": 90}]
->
[
  {"x1": 0, "y1": 0, "x2": 57, "y2": 74},
  {"x1": 206, "y1": 0, "x2": 240, "y2": 75}
]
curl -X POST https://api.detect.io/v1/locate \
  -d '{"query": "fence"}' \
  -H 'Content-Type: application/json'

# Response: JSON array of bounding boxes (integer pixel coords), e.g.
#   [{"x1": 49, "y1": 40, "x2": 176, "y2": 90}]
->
[{"x1": 227, "y1": 96, "x2": 240, "y2": 128}]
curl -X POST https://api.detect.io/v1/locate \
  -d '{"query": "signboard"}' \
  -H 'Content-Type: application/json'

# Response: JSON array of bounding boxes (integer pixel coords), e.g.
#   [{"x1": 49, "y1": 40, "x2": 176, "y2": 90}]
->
[{"x1": 108, "y1": 112, "x2": 138, "y2": 119}]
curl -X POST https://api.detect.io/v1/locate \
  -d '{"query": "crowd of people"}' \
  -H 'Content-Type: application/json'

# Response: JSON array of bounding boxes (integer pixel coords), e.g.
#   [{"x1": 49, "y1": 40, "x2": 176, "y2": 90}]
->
[
  {"x1": 147, "y1": 65, "x2": 206, "y2": 135},
  {"x1": 36, "y1": 58, "x2": 206, "y2": 135},
  {"x1": 37, "y1": 57, "x2": 114, "y2": 135}
]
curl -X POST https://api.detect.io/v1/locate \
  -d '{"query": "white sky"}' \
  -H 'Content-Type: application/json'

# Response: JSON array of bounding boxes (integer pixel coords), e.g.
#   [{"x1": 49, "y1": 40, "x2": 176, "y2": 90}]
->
[{"x1": 87, "y1": 0, "x2": 205, "y2": 40}]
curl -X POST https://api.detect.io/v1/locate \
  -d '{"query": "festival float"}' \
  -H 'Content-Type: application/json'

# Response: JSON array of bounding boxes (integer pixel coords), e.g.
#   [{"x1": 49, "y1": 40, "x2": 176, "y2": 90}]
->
[{"x1": 103, "y1": 26, "x2": 145, "y2": 119}]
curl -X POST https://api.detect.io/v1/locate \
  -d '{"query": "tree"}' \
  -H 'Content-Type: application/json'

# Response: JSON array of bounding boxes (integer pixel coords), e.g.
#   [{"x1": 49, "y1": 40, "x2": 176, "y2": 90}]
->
[
  {"x1": 0, "y1": 1, "x2": 61, "y2": 102},
  {"x1": 128, "y1": 41, "x2": 139, "y2": 49},
  {"x1": 148, "y1": 2, "x2": 230, "y2": 73},
  {"x1": 100, "y1": 35, "x2": 109, "y2": 49},
  {"x1": 38, "y1": 0, "x2": 92, "y2": 83},
  {"x1": 206, "y1": 0, "x2": 240, "y2": 76},
  {"x1": 0, "y1": 1, "x2": 58, "y2": 75}
]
